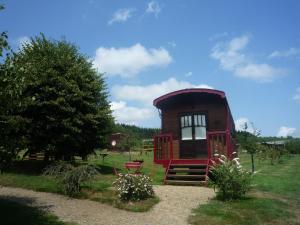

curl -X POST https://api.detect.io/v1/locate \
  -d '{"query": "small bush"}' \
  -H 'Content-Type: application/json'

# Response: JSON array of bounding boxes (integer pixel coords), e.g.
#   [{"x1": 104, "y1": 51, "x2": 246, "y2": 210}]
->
[
  {"x1": 43, "y1": 162, "x2": 98, "y2": 197},
  {"x1": 113, "y1": 173, "x2": 154, "y2": 201},
  {"x1": 209, "y1": 154, "x2": 252, "y2": 201},
  {"x1": 286, "y1": 139, "x2": 300, "y2": 154}
]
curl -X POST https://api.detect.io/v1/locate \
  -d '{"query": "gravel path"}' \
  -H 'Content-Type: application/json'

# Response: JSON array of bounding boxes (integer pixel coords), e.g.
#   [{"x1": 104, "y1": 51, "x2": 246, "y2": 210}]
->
[{"x1": 0, "y1": 185, "x2": 214, "y2": 225}]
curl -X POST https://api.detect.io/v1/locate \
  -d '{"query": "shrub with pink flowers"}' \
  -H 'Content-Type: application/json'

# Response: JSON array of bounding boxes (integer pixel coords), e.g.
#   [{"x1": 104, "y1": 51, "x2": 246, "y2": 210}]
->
[{"x1": 210, "y1": 154, "x2": 252, "y2": 200}]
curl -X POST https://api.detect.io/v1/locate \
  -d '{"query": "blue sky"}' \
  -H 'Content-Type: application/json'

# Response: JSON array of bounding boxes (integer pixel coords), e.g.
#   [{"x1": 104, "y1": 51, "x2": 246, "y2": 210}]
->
[{"x1": 1, "y1": 0, "x2": 300, "y2": 137}]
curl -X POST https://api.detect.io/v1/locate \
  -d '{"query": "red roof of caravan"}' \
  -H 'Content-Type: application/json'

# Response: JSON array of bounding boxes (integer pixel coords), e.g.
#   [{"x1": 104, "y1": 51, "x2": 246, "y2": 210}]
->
[{"x1": 153, "y1": 88, "x2": 226, "y2": 108}]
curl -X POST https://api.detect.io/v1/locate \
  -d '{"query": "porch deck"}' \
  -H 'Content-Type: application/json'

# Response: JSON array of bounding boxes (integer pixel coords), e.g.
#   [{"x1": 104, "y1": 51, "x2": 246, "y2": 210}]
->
[{"x1": 153, "y1": 131, "x2": 233, "y2": 168}]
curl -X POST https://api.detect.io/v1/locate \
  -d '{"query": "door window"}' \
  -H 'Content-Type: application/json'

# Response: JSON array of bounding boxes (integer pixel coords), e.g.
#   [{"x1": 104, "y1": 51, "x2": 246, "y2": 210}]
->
[
  {"x1": 194, "y1": 115, "x2": 206, "y2": 140},
  {"x1": 181, "y1": 115, "x2": 193, "y2": 140},
  {"x1": 181, "y1": 114, "x2": 206, "y2": 140}
]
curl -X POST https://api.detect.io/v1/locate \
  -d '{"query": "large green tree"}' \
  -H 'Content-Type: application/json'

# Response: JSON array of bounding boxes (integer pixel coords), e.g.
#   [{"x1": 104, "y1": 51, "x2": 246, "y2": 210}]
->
[{"x1": 9, "y1": 34, "x2": 113, "y2": 160}]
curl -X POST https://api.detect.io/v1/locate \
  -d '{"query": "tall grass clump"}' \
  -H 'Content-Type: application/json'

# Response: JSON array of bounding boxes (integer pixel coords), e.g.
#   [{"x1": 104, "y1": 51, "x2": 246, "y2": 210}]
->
[
  {"x1": 43, "y1": 162, "x2": 97, "y2": 197},
  {"x1": 209, "y1": 154, "x2": 252, "y2": 201}
]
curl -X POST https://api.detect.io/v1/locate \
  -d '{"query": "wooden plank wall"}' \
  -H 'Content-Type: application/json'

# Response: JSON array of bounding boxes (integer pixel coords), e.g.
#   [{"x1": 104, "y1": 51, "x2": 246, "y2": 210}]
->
[
  {"x1": 162, "y1": 103, "x2": 227, "y2": 138},
  {"x1": 173, "y1": 140, "x2": 180, "y2": 159}
]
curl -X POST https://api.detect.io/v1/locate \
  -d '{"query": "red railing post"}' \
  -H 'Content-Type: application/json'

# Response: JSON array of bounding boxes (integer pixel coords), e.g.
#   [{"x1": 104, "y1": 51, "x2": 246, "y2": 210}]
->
[
  {"x1": 207, "y1": 132, "x2": 211, "y2": 159},
  {"x1": 153, "y1": 135, "x2": 157, "y2": 162},
  {"x1": 226, "y1": 130, "x2": 232, "y2": 159},
  {"x1": 170, "y1": 135, "x2": 173, "y2": 160}
]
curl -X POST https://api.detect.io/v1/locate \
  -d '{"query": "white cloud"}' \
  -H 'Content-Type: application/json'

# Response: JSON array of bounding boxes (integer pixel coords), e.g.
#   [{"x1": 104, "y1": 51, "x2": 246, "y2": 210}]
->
[
  {"x1": 269, "y1": 47, "x2": 300, "y2": 58},
  {"x1": 112, "y1": 77, "x2": 213, "y2": 105},
  {"x1": 108, "y1": 8, "x2": 135, "y2": 25},
  {"x1": 277, "y1": 126, "x2": 296, "y2": 137},
  {"x1": 184, "y1": 71, "x2": 193, "y2": 77},
  {"x1": 93, "y1": 43, "x2": 172, "y2": 77},
  {"x1": 234, "y1": 117, "x2": 254, "y2": 133},
  {"x1": 210, "y1": 35, "x2": 285, "y2": 82},
  {"x1": 17, "y1": 36, "x2": 30, "y2": 49},
  {"x1": 110, "y1": 101, "x2": 154, "y2": 125},
  {"x1": 293, "y1": 87, "x2": 300, "y2": 101},
  {"x1": 146, "y1": 1, "x2": 161, "y2": 17},
  {"x1": 234, "y1": 63, "x2": 283, "y2": 80}
]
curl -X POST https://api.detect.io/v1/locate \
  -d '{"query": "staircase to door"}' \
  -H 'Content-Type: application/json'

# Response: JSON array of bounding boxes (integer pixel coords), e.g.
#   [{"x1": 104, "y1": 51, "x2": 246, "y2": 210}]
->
[{"x1": 164, "y1": 160, "x2": 209, "y2": 185}]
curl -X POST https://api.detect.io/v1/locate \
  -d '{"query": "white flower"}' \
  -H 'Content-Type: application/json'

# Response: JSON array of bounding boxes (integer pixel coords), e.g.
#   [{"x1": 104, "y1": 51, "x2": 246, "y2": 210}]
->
[
  {"x1": 220, "y1": 155, "x2": 227, "y2": 160},
  {"x1": 232, "y1": 158, "x2": 240, "y2": 166},
  {"x1": 219, "y1": 159, "x2": 225, "y2": 164}
]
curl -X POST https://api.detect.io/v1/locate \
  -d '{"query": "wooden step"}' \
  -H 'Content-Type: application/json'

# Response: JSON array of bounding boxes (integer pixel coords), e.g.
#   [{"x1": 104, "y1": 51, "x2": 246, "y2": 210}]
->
[
  {"x1": 168, "y1": 168, "x2": 206, "y2": 173},
  {"x1": 165, "y1": 180, "x2": 207, "y2": 185},
  {"x1": 167, "y1": 174, "x2": 206, "y2": 178},
  {"x1": 170, "y1": 164, "x2": 207, "y2": 168}
]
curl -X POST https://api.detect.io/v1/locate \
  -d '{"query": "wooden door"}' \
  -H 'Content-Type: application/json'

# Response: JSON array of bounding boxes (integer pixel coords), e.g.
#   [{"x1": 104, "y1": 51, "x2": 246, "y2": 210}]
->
[{"x1": 179, "y1": 114, "x2": 208, "y2": 158}]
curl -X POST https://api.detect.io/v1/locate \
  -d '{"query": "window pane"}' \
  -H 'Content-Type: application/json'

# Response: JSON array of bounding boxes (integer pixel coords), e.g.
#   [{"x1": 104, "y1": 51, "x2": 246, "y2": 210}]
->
[
  {"x1": 202, "y1": 115, "x2": 206, "y2": 126},
  {"x1": 181, "y1": 117, "x2": 184, "y2": 127},
  {"x1": 182, "y1": 127, "x2": 192, "y2": 140},
  {"x1": 195, "y1": 115, "x2": 198, "y2": 125},
  {"x1": 188, "y1": 116, "x2": 192, "y2": 126},
  {"x1": 195, "y1": 127, "x2": 206, "y2": 139}
]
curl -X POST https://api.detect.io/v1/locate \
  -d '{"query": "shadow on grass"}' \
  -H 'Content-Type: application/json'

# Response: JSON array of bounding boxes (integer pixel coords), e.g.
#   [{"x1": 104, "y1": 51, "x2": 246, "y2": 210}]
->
[
  {"x1": 7, "y1": 160, "x2": 52, "y2": 175},
  {"x1": 7, "y1": 160, "x2": 118, "y2": 176},
  {"x1": 0, "y1": 196, "x2": 71, "y2": 225},
  {"x1": 96, "y1": 164, "x2": 119, "y2": 175}
]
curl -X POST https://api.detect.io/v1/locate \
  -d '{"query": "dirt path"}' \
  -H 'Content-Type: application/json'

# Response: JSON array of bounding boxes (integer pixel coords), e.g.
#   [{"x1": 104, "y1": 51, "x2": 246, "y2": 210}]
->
[{"x1": 0, "y1": 185, "x2": 214, "y2": 225}]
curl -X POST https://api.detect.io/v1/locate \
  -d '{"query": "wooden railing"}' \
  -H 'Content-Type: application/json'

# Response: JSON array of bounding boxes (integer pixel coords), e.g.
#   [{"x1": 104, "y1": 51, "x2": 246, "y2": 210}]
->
[
  {"x1": 207, "y1": 131, "x2": 230, "y2": 158},
  {"x1": 154, "y1": 134, "x2": 173, "y2": 161},
  {"x1": 154, "y1": 131, "x2": 234, "y2": 166}
]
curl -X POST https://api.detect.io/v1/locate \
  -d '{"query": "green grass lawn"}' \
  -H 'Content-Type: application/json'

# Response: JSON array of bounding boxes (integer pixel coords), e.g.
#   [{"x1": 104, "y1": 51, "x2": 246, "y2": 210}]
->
[
  {"x1": 3, "y1": 150, "x2": 299, "y2": 223},
  {"x1": 0, "y1": 151, "x2": 164, "y2": 212},
  {"x1": 0, "y1": 198, "x2": 77, "y2": 225},
  {"x1": 189, "y1": 154, "x2": 300, "y2": 225}
]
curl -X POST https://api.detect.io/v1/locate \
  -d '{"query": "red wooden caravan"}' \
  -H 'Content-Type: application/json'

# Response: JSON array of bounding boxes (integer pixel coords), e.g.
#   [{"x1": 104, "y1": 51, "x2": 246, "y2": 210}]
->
[{"x1": 153, "y1": 88, "x2": 236, "y2": 185}]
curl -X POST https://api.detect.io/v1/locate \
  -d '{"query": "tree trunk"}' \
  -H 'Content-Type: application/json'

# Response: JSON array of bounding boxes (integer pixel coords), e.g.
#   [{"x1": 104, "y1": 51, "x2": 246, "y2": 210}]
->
[{"x1": 251, "y1": 153, "x2": 255, "y2": 173}]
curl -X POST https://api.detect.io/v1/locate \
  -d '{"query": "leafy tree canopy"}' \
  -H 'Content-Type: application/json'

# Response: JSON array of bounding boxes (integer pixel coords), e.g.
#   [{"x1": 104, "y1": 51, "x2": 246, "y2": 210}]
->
[{"x1": 7, "y1": 34, "x2": 113, "y2": 160}]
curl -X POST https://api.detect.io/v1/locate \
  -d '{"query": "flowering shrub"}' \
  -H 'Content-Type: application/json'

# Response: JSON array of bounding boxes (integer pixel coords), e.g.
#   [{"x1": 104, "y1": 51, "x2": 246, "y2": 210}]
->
[
  {"x1": 209, "y1": 154, "x2": 252, "y2": 200},
  {"x1": 113, "y1": 173, "x2": 154, "y2": 201}
]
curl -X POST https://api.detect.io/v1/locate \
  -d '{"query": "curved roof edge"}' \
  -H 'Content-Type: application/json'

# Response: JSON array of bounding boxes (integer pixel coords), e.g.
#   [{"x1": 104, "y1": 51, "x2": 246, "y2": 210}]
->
[{"x1": 153, "y1": 88, "x2": 226, "y2": 107}]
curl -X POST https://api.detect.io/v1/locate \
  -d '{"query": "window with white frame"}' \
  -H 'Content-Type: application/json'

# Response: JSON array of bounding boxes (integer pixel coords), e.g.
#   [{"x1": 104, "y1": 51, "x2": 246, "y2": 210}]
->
[
  {"x1": 194, "y1": 114, "x2": 206, "y2": 139},
  {"x1": 180, "y1": 114, "x2": 207, "y2": 140},
  {"x1": 181, "y1": 115, "x2": 193, "y2": 140}
]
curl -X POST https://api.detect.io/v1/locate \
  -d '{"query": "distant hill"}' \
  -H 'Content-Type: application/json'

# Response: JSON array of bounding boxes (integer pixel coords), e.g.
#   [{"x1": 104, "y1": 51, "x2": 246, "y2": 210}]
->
[{"x1": 112, "y1": 123, "x2": 160, "y2": 140}]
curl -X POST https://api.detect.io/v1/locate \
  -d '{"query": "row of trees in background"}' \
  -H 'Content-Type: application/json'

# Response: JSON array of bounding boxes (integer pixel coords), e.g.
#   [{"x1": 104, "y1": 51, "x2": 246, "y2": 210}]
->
[
  {"x1": 236, "y1": 122, "x2": 300, "y2": 173},
  {"x1": 113, "y1": 123, "x2": 160, "y2": 149},
  {"x1": 236, "y1": 130, "x2": 300, "y2": 155},
  {"x1": 285, "y1": 139, "x2": 300, "y2": 154},
  {"x1": 1, "y1": 5, "x2": 113, "y2": 171},
  {"x1": 113, "y1": 124, "x2": 160, "y2": 140}
]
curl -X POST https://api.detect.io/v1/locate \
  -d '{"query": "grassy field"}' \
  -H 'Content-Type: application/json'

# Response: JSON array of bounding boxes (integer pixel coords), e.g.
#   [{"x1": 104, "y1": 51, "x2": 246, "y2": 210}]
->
[
  {"x1": 0, "y1": 198, "x2": 77, "y2": 225},
  {"x1": 0, "y1": 150, "x2": 164, "y2": 212},
  {"x1": 189, "y1": 154, "x2": 300, "y2": 225},
  {"x1": 1, "y1": 150, "x2": 300, "y2": 224}
]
